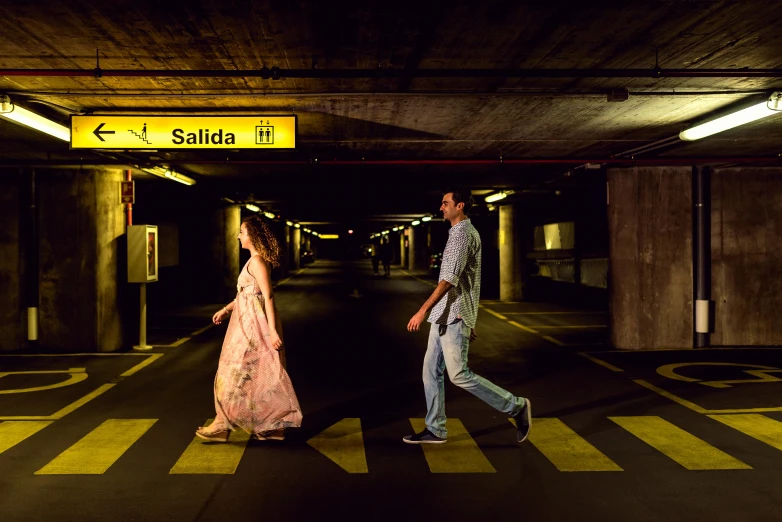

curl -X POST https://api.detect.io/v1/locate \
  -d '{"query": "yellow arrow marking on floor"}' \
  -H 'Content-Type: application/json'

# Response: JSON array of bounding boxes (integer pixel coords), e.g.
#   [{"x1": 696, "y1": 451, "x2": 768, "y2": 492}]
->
[
  {"x1": 170, "y1": 419, "x2": 251, "y2": 474},
  {"x1": 409, "y1": 418, "x2": 495, "y2": 473},
  {"x1": 610, "y1": 416, "x2": 751, "y2": 470},
  {"x1": 512, "y1": 417, "x2": 622, "y2": 471},
  {"x1": 0, "y1": 421, "x2": 53, "y2": 455},
  {"x1": 307, "y1": 418, "x2": 368, "y2": 473},
  {"x1": 36, "y1": 419, "x2": 157, "y2": 475},
  {"x1": 709, "y1": 414, "x2": 782, "y2": 452}
]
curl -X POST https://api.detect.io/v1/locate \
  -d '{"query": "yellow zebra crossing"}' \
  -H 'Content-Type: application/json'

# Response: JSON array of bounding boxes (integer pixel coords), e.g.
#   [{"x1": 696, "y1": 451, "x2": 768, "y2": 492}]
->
[{"x1": 4, "y1": 414, "x2": 782, "y2": 475}]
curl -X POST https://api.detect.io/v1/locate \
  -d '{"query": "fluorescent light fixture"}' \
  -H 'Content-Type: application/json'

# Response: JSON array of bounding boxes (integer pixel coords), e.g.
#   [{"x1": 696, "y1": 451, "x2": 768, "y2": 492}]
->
[
  {"x1": 680, "y1": 92, "x2": 782, "y2": 141},
  {"x1": 422, "y1": 216, "x2": 432, "y2": 222},
  {"x1": 141, "y1": 166, "x2": 195, "y2": 186},
  {"x1": 411, "y1": 220, "x2": 421, "y2": 226},
  {"x1": 303, "y1": 228, "x2": 311, "y2": 233},
  {"x1": 164, "y1": 170, "x2": 195, "y2": 186},
  {"x1": 0, "y1": 97, "x2": 70, "y2": 141},
  {"x1": 485, "y1": 190, "x2": 515, "y2": 203},
  {"x1": 294, "y1": 223, "x2": 301, "y2": 228},
  {"x1": 245, "y1": 204, "x2": 260, "y2": 212},
  {"x1": 263, "y1": 211, "x2": 276, "y2": 219},
  {"x1": 286, "y1": 221, "x2": 294, "y2": 227},
  {"x1": 382, "y1": 230, "x2": 389, "y2": 235},
  {"x1": 392, "y1": 227, "x2": 400, "y2": 232},
  {"x1": 320, "y1": 234, "x2": 339, "y2": 239}
]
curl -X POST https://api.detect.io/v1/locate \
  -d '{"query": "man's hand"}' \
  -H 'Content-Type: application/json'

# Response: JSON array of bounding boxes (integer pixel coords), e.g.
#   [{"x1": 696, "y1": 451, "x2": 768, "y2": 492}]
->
[
  {"x1": 470, "y1": 328, "x2": 477, "y2": 342},
  {"x1": 407, "y1": 310, "x2": 427, "y2": 332}
]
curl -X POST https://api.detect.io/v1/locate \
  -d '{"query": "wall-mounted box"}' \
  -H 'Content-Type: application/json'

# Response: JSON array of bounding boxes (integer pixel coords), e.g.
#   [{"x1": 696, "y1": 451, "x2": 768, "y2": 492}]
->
[{"x1": 127, "y1": 224, "x2": 158, "y2": 283}]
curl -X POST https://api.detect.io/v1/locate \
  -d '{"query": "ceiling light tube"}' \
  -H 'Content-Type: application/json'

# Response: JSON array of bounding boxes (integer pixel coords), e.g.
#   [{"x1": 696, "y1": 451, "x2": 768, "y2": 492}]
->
[
  {"x1": 422, "y1": 216, "x2": 432, "y2": 222},
  {"x1": 263, "y1": 211, "x2": 276, "y2": 219},
  {"x1": 164, "y1": 170, "x2": 195, "y2": 186},
  {"x1": 245, "y1": 204, "x2": 260, "y2": 212},
  {"x1": 485, "y1": 190, "x2": 515, "y2": 203},
  {"x1": 411, "y1": 220, "x2": 421, "y2": 226},
  {"x1": 0, "y1": 97, "x2": 70, "y2": 142},
  {"x1": 680, "y1": 92, "x2": 782, "y2": 141},
  {"x1": 286, "y1": 221, "x2": 294, "y2": 227}
]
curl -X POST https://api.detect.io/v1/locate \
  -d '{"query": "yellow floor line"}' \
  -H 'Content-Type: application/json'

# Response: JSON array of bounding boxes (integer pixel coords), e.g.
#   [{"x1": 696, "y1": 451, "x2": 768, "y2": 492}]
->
[
  {"x1": 534, "y1": 325, "x2": 607, "y2": 329},
  {"x1": 48, "y1": 384, "x2": 117, "y2": 420},
  {"x1": 507, "y1": 320, "x2": 538, "y2": 334},
  {"x1": 119, "y1": 353, "x2": 164, "y2": 377},
  {"x1": 164, "y1": 337, "x2": 191, "y2": 348},
  {"x1": 504, "y1": 311, "x2": 605, "y2": 315},
  {"x1": 307, "y1": 418, "x2": 368, "y2": 473},
  {"x1": 0, "y1": 421, "x2": 53, "y2": 455},
  {"x1": 709, "y1": 414, "x2": 782, "y2": 451},
  {"x1": 409, "y1": 418, "x2": 495, "y2": 473},
  {"x1": 610, "y1": 416, "x2": 751, "y2": 470},
  {"x1": 518, "y1": 418, "x2": 622, "y2": 472},
  {"x1": 170, "y1": 419, "x2": 251, "y2": 474},
  {"x1": 578, "y1": 353, "x2": 624, "y2": 372},
  {"x1": 632, "y1": 380, "x2": 707, "y2": 413},
  {"x1": 36, "y1": 419, "x2": 157, "y2": 475},
  {"x1": 540, "y1": 335, "x2": 566, "y2": 346},
  {"x1": 191, "y1": 324, "x2": 214, "y2": 336},
  {"x1": 484, "y1": 308, "x2": 509, "y2": 321}
]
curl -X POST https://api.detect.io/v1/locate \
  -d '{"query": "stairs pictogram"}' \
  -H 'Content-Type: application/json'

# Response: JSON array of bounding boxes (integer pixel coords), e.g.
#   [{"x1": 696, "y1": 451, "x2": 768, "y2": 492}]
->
[{"x1": 128, "y1": 130, "x2": 152, "y2": 144}]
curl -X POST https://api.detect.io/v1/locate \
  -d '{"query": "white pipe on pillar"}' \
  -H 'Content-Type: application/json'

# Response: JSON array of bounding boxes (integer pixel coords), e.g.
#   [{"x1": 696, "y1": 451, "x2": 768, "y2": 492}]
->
[{"x1": 133, "y1": 283, "x2": 152, "y2": 351}]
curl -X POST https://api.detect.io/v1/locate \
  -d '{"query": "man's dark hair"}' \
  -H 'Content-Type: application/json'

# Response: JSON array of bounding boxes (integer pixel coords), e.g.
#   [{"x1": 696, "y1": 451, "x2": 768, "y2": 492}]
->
[{"x1": 444, "y1": 187, "x2": 474, "y2": 214}]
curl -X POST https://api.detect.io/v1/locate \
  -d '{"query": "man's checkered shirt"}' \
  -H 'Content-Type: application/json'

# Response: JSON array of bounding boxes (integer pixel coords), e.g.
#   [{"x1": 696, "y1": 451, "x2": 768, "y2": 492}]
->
[{"x1": 427, "y1": 219, "x2": 481, "y2": 329}]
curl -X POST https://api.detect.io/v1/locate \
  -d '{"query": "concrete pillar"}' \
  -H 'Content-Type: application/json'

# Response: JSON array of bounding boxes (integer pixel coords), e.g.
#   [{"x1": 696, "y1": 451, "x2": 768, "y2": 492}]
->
[
  {"x1": 408, "y1": 226, "x2": 416, "y2": 270},
  {"x1": 207, "y1": 205, "x2": 240, "y2": 303},
  {"x1": 399, "y1": 231, "x2": 408, "y2": 267},
  {"x1": 291, "y1": 227, "x2": 301, "y2": 269},
  {"x1": 607, "y1": 167, "x2": 693, "y2": 350},
  {"x1": 499, "y1": 204, "x2": 524, "y2": 301},
  {"x1": 305, "y1": 235, "x2": 311, "y2": 252},
  {"x1": 281, "y1": 224, "x2": 291, "y2": 277},
  {"x1": 35, "y1": 168, "x2": 127, "y2": 352},
  {"x1": 0, "y1": 170, "x2": 21, "y2": 351}
]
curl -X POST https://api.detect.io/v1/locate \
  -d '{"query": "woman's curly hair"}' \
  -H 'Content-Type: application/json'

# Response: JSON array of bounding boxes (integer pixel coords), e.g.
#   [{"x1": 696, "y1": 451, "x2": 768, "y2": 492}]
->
[{"x1": 242, "y1": 215, "x2": 282, "y2": 268}]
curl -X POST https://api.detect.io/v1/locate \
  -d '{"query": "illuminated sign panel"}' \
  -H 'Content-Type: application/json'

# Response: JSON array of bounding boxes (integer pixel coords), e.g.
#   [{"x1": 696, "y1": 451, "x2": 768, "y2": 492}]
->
[{"x1": 70, "y1": 115, "x2": 296, "y2": 149}]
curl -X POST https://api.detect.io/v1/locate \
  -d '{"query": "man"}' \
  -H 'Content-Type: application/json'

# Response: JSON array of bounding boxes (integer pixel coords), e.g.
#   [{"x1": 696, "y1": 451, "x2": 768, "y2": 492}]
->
[{"x1": 404, "y1": 188, "x2": 531, "y2": 444}]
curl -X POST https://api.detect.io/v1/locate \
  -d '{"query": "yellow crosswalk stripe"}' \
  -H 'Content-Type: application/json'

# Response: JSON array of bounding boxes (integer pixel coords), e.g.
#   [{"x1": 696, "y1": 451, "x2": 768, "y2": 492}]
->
[
  {"x1": 709, "y1": 414, "x2": 782, "y2": 451},
  {"x1": 307, "y1": 418, "x2": 368, "y2": 473},
  {"x1": 170, "y1": 419, "x2": 251, "y2": 474},
  {"x1": 35, "y1": 419, "x2": 156, "y2": 475},
  {"x1": 409, "y1": 418, "x2": 495, "y2": 473},
  {"x1": 610, "y1": 416, "x2": 751, "y2": 470},
  {"x1": 0, "y1": 421, "x2": 53, "y2": 455},
  {"x1": 519, "y1": 418, "x2": 622, "y2": 471}
]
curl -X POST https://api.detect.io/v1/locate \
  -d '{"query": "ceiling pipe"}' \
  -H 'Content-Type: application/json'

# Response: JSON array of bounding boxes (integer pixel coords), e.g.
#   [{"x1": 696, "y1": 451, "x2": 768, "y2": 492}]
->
[
  {"x1": 1, "y1": 157, "x2": 781, "y2": 168},
  {"x1": 2, "y1": 68, "x2": 782, "y2": 79}
]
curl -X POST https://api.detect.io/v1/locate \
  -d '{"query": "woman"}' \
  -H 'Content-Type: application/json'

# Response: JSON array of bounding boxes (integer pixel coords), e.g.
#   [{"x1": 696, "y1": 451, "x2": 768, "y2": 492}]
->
[{"x1": 196, "y1": 215, "x2": 302, "y2": 442}]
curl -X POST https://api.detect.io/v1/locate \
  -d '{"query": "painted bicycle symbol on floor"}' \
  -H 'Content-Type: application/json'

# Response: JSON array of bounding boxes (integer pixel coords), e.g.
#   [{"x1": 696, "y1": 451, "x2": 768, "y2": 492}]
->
[
  {"x1": 0, "y1": 368, "x2": 88, "y2": 394},
  {"x1": 657, "y1": 362, "x2": 782, "y2": 389}
]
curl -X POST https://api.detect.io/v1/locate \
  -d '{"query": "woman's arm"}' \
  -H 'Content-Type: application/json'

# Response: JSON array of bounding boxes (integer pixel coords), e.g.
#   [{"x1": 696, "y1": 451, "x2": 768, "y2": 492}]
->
[{"x1": 250, "y1": 256, "x2": 283, "y2": 350}]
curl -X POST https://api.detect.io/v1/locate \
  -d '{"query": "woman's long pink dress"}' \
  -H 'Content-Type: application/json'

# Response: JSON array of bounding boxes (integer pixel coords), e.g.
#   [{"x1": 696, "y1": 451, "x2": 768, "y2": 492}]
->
[{"x1": 210, "y1": 255, "x2": 302, "y2": 434}]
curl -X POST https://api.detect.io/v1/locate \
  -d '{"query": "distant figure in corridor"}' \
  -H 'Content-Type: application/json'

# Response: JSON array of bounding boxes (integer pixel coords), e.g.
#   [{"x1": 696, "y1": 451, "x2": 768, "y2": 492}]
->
[
  {"x1": 380, "y1": 236, "x2": 393, "y2": 277},
  {"x1": 404, "y1": 188, "x2": 531, "y2": 444},
  {"x1": 196, "y1": 215, "x2": 302, "y2": 442},
  {"x1": 371, "y1": 239, "x2": 381, "y2": 276}
]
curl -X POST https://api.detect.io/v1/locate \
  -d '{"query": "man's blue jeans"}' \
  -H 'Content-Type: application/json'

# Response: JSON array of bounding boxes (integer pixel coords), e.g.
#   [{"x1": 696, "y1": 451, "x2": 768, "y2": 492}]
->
[{"x1": 423, "y1": 321, "x2": 524, "y2": 439}]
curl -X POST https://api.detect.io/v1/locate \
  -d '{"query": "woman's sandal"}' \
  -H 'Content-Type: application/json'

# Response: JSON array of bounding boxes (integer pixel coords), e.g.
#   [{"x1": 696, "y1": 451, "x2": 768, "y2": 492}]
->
[
  {"x1": 252, "y1": 429, "x2": 285, "y2": 441},
  {"x1": 195, "y1": 426, "x2": 230, "y2": 442}
]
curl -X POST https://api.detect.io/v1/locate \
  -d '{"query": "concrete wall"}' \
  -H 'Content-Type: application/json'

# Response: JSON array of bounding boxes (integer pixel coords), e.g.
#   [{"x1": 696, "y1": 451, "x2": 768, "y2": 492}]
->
[
  {"x1": 0, "y1": 170, "x2": 21, "y2": 351},
  {"x1": 711, "y1": 168, "x2": 782, "y2": 346},
  {"x1": 607, "y1": 167, "x2": 693, "y2": 350},
  {"x1": 38, "y1": 168, "x2": 126, "y2": 352}
]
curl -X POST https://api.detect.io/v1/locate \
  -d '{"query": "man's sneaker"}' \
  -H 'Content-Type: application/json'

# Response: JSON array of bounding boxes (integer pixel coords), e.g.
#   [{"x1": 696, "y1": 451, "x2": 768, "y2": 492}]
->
[
  {"x1": 512, "y1": 398, "x2": 532, "y2": 442},
  {"x1": 403, "y1": 429, "x2": 447, "y2": 444}
]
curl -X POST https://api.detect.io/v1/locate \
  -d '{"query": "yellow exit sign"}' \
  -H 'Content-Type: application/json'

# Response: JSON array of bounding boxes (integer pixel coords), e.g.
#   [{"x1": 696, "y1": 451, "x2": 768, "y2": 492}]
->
[{"x1": 70, "y1": 115, "x2": 296, "y2": 149}]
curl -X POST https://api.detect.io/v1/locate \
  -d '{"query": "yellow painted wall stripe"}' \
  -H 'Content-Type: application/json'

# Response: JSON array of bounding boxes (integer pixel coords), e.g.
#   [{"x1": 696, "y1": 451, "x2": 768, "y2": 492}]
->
[
  {"x1": 307, "y1": 418, "x2": 368, "y2": 473},
  {"x1": 0, "y1": 421, "x2": 53, "y2": 455},
  {"x1": 610, "y1": 416, "x2": 751, "y2": 470},
  {"x1": 709, "y1": 414, "x2": 782, "y2": 451},
  {"x1": 36, "y1": 419, "x2": 157, "y2": 475},
  {"x1": 170, "y1": 419, "x2": 251, "y2": 474},
  {"x1": 520, "y1": 418, "x2": 622, "y2": 472},
  {"x1": 409, "y1": 418, "x2": 495, "y2": 473}
]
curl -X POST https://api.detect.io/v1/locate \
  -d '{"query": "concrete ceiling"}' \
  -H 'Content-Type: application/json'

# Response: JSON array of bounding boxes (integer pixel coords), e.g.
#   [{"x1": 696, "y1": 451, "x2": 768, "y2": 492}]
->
[{"x1": 1, "y1": 0, "x2": 781, "y2": 229}]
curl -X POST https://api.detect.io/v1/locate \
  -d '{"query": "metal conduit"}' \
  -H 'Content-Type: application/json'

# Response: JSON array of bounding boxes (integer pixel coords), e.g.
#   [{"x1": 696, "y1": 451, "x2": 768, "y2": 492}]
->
[{"x1": 2, "y1": 68, "x2": 782, "y2": 78}]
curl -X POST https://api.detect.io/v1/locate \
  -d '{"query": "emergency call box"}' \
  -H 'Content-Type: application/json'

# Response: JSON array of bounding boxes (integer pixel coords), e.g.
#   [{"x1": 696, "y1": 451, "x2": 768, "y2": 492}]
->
[{"x1": 127, "y1": 225, "x2": 158, "y2": 283}]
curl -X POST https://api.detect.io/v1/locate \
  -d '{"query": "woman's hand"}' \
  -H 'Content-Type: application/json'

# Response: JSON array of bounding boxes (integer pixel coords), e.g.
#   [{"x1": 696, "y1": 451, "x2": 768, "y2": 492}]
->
[
  {"x1": 267, "y1": 331, "x2": 283, "y2": 350},
  {"x1": 212, "y1": 308, "x2": 230, "y2": 325}
]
